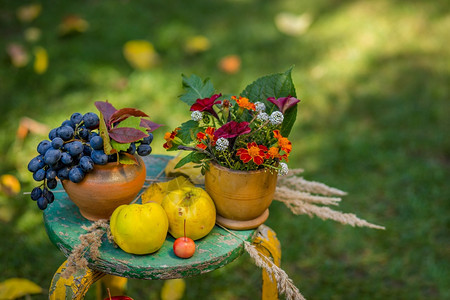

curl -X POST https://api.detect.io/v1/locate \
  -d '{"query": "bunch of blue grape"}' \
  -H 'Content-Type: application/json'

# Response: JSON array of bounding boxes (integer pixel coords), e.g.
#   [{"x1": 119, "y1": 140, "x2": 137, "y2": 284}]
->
[{"x1": 27, "y1": 112, "x2": 153, "y2": 210}]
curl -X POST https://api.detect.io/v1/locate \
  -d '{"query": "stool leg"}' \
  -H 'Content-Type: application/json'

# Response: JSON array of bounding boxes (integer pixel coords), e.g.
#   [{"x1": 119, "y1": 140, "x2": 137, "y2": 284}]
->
[
  {"x1": 253, "y1": 225, "x2": 281, "y2": 300},
  {"x1": 49, "y1": 259, "x2": 105, "y2": 300}
]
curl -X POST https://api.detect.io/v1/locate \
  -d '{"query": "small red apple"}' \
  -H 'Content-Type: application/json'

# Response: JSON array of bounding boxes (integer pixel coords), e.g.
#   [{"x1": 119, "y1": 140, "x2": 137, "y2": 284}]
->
[{"x1": 173, "y1": 236, "x2": 196, "y2": 258}]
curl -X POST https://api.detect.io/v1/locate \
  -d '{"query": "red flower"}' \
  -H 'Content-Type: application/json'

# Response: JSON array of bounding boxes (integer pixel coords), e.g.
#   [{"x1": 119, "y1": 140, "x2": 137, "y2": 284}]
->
[
  {"x1": 236, "y1": 142, "x2": 268, "y2": 165},
  {"x1": 190, "y1": 94, "x2": 222, "y2": 119},
  {"x1": 215, "y1": 121, "x2": 251, "y2": 139},
  {"x1": 267, "y1": 96, "x2": 300, "y2": 114}
]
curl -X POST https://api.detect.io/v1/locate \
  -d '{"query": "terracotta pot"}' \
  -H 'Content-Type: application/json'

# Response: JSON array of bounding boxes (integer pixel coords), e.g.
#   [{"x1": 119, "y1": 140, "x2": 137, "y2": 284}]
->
[
  {"x1": 62, "y1": 155, "x2": 146, "y2": 221},
  {"x1": 204, "y1": 162, "x2": 278, "y2": 230}
]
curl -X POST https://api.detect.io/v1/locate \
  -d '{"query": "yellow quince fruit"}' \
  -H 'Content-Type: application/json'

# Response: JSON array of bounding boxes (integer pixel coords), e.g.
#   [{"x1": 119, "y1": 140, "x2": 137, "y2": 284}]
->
[
  {"x1": 162, "y1": 187, "x2": 216, "y2": 241},
  {"x1": 110, "y1": 203, "x2": 168, "y2": 255}
]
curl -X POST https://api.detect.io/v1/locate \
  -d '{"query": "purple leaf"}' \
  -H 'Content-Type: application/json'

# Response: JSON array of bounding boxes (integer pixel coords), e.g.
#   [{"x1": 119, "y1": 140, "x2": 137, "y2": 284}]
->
[
  {"x1": 109, "y1": 108, "x2": 149, "y2": 127},
  {"x1": 95, "y1": 101, "x2": 117, "y2": 127},
  {"x1": 108, "y1": 127, "x2": 149, "y2": 143},
  {"x1": 140, "y1": 118, "x2": 163, "y2": 132}
]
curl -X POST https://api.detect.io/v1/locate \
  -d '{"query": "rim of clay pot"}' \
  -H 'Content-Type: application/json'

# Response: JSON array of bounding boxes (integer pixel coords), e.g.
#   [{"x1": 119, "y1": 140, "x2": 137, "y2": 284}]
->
[{"x1": 209, "y1": 161, "x2": 277, "y2": 175}]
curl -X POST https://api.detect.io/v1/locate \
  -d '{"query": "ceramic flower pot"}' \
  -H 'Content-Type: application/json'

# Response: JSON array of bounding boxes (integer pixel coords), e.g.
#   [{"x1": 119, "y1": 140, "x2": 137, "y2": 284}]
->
[
  {"x1": 204, "y1": 162, "x2": 278, "y2": 230},
  {"x1": 62, "y1": 155, "x2": 146, "y2": 221}
]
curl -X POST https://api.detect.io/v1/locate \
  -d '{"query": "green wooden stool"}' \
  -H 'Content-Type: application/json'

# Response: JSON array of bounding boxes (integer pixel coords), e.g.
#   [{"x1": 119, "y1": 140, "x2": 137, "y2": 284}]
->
[{"x1": 44, "y1": 155, "x2": 281, "y2": 299}]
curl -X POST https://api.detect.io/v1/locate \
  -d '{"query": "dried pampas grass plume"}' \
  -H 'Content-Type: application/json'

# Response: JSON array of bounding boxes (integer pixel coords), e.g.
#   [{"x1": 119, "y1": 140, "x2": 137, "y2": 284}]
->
[
  {"x1": 61, "y1": 219, "x2": 112, "y2": 279},
  {"x1": 275, "y1": 169, "x2": 385, "y2": 230}
]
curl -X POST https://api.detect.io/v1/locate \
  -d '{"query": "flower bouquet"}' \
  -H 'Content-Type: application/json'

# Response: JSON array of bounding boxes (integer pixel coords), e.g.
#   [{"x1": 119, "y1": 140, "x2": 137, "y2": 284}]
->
[
  {"x1": 164, "y1": 68, "x2": 300, "y2": 175},
  {"x1": 164, "y1": 68, "x2": 300, "y2": 229}
]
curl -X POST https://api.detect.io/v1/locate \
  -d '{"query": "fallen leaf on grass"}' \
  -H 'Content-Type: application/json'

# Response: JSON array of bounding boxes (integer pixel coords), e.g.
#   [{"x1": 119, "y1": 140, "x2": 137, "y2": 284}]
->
[
  {"x1": 24, "y1": 27, "x2": 42, "y2": 42},
  {"x1": 218, "y1": 54, "x2": 241, "y2": 74},
  {"x1": 6, "y1": 43, "x2": 29, "y2": 68},
  {"x1": 123, "y1": 40, "x2": 159, "y2": 70},
  {"x1": 184, "y1": 35, "x2": 211, "y2": 54},
  {"x1": 0, "y1": 278, "x2": 43, "y2": 299},
  {"x1": 274, "y1": 12, "x2": 313, "y2": 36},
  {"x1": 59, "y1": 15, "x2": 89, "y2": 36},
  {"x1": 33, "y1": 46, "x2": 48, "y2": 74},
  {"x1": 0, "y1": 175, "x2": 21, "y2": 197},
  {"x1": 16, "y1": 4, "x2": 42, "y2": 23}
]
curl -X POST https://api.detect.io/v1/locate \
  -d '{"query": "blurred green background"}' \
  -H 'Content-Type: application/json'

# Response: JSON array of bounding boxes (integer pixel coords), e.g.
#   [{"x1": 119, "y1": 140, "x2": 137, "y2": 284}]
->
[{"x1": 0, "y1": 0, "x2": 449, "y2": 299}]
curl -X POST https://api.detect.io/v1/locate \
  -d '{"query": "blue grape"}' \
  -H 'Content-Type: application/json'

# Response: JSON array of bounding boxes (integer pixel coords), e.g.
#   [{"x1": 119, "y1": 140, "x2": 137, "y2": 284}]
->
[
  {"x1": 67, "y1": 141, "x2": 84, "y2": 157},
  {"x1": 142, "y1": 133, "x2": 153, "y2": 144},
  {"x1": 48, "y1": 128, "x2": 58, "y2": 140},
  {"x1": 44, "y1": 189, "x2": 54, "y2": 203},
  {"x1": 68, "y1": 167, "x2": 85, "y2": 183},
  {"x1": 127, "y1": 143, "x2": 136, "y2": 154},
  {"x1": 44, "y1": 148, "x2": 61, "y2": 165},
  {"x1": 51, "y1": 137, "x2": 64, "y2": 149},
  {"x1": 62, "y1": 119, "x2": 75, "y2": 129},
  {"x1": 37, "y1": 196, "x2": 48, "y2": 210},
  {"x1": 37, "y1": 140, "x2": 52, "y2": 155},
  {"x1": 83, "y1": 112, "x2": 100, "y2": 129},
  {"x1": 47, "y1": 178, "x2": 57, "y2": 189},
  {"x1": 78, "y1": 127, "x2": 91, "y2": 140},
  {"x1": 79, "y1": 156, "x2": 94, "y2": 173},
  {"x1": 137, "y1": 144, "x2": 152, "y2": 156},
  {"x1": 57, "y1": 166, "x2": 70, "y2": 180},
  {"x1": 70, "y1": 112, "x2": 83, "y2": 124},
  {"x1": 30, "y1": 187, "x2": 42, "y2": 200},
  {"x1": 46, "y1": 169, "x2": 57, "y2": 180},
  {"x1": 33, "y1": 168, "x2": 46, "y2": 181},
  {"x1": 28, "y1": 155, "x2": 45, "y2": 172},
  {"x1": 91, "y1": 150, "x2": 108, "y2": 165},
  {"x1": 90, "y1": 136, "x2": 103, "y2": 150},
  {"x1": 57, "y1": 126, "x2": 74, "y2": 141},
  {"x1": 83, "y1": 145, "x2": 92, "y2": 156},
  {"x1": 60, "y1": 152, "x2": 73, "y2": 165}
]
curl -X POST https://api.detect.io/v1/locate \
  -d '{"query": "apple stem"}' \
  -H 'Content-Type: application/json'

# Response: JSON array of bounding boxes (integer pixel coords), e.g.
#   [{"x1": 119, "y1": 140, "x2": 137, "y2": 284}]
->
[{"x1": 107, "y1": 288, "x2": 112, "y2": 300}]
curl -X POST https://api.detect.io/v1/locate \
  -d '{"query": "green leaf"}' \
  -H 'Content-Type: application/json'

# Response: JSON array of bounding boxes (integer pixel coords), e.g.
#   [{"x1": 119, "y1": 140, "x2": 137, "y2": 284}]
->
[
  {"x1": 179, "y1": 74, "x2": 215, "y2": 106},
  {"x1": 118, "y1": 153, "x2": 138, "y2": 165},
  {"x1": 98, "y1": 112, "x2": 117, "y2": 155},
  {"x1": 110, "y1": 140, "x2": 130, "y2": 152},
  {"x1": 174, "y1": 151, "x2": 205, "y2": 169},
  {"x1": 240, "y1": 67, "x2": 298, "y2": 137},
  {"x1": 177, "y1": 120, "x2": 200, "y2": 144},
  {"x1": 114, "y1": 116, "x2": 147, "y2": 134}
]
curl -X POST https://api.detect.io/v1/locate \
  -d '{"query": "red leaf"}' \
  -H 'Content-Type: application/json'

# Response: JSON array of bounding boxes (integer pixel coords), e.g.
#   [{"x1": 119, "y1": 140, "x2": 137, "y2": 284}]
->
[
  {"x1": 95, "y1": 101, "x2": 117, "y2": 128},
  {"x1": 109, "y1": 108, "x2": 149, "y2": 126},
  {"x1": 108, "y1": 127, "x2": 148, "y2": 143},
  {"x1": 140, "y1": 118, "x2": 163, "y2": 132}
]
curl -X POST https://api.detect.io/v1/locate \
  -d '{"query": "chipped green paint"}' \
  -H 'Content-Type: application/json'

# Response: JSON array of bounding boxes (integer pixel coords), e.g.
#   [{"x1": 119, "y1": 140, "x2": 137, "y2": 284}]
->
[{"x1": 44, "y1": 155, "x2": 256, "y2": 280}]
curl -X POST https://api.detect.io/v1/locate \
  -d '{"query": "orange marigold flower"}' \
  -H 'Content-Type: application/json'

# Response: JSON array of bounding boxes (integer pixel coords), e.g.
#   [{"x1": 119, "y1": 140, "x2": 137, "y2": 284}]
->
[
  {"x1": 273, "y1": 130, "x2": 292, "y2": 154},
  {"x1": 266, "y1": 146, "x2": 280, "y2": 159},
  {"x1": 232, "y1": 96, "x2": 256, "y2": 111},
  {"x1": 163, "y1": 127, "x2": 179, "y2": 149},
  {"x1": 196, "y1": 127, "x2": 217, "y2": 149},
  {"x1": 236, "y1": 142, "x2": 268, "y2": 165}
]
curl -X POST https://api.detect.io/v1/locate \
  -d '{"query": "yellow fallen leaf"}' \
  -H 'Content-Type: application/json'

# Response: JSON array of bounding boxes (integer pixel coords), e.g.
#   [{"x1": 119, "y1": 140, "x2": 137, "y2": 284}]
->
[
  {"x1": 141, "y1": 176, "x2": 194, "y2": 205},
  {"x1": 123, "y1": 40, "x2": 158, "y2": 70},
  {"x1": 33, "y1": 46, "x2": 48, "y2": 74},
  {"x1": 184, "y1": 35, "x2": 211, "y2": 54},
  {"x1": 6, "y1": 43, "x2": 29, "y2": 68},
  {"x1": 16, "y1": 4, "x2": 42, "y2": 23},
  {"x1": 0, "y1": 174, "x2": 21, "y2": 196},
  {"x1": 0, "y1": 278, "x2": 43, "y2": 299},
  {"x1": 161, "y1": 279, "x2": 186, "y2": 300},
  {"x1": 164, "y1": 156, "x2": 205, "y2": 185}
]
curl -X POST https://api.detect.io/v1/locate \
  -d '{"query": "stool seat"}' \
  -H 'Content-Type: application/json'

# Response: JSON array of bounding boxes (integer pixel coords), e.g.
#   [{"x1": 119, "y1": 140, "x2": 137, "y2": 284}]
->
[{"x1": 43, "y1": 155, "x2": 256, "y2": 280}]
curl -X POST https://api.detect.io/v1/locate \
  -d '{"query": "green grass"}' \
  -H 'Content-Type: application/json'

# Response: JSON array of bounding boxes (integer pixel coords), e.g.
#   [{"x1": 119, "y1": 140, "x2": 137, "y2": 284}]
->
[{"x1": 1, "y1": 0, "x2": 449, "y2": 299}]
